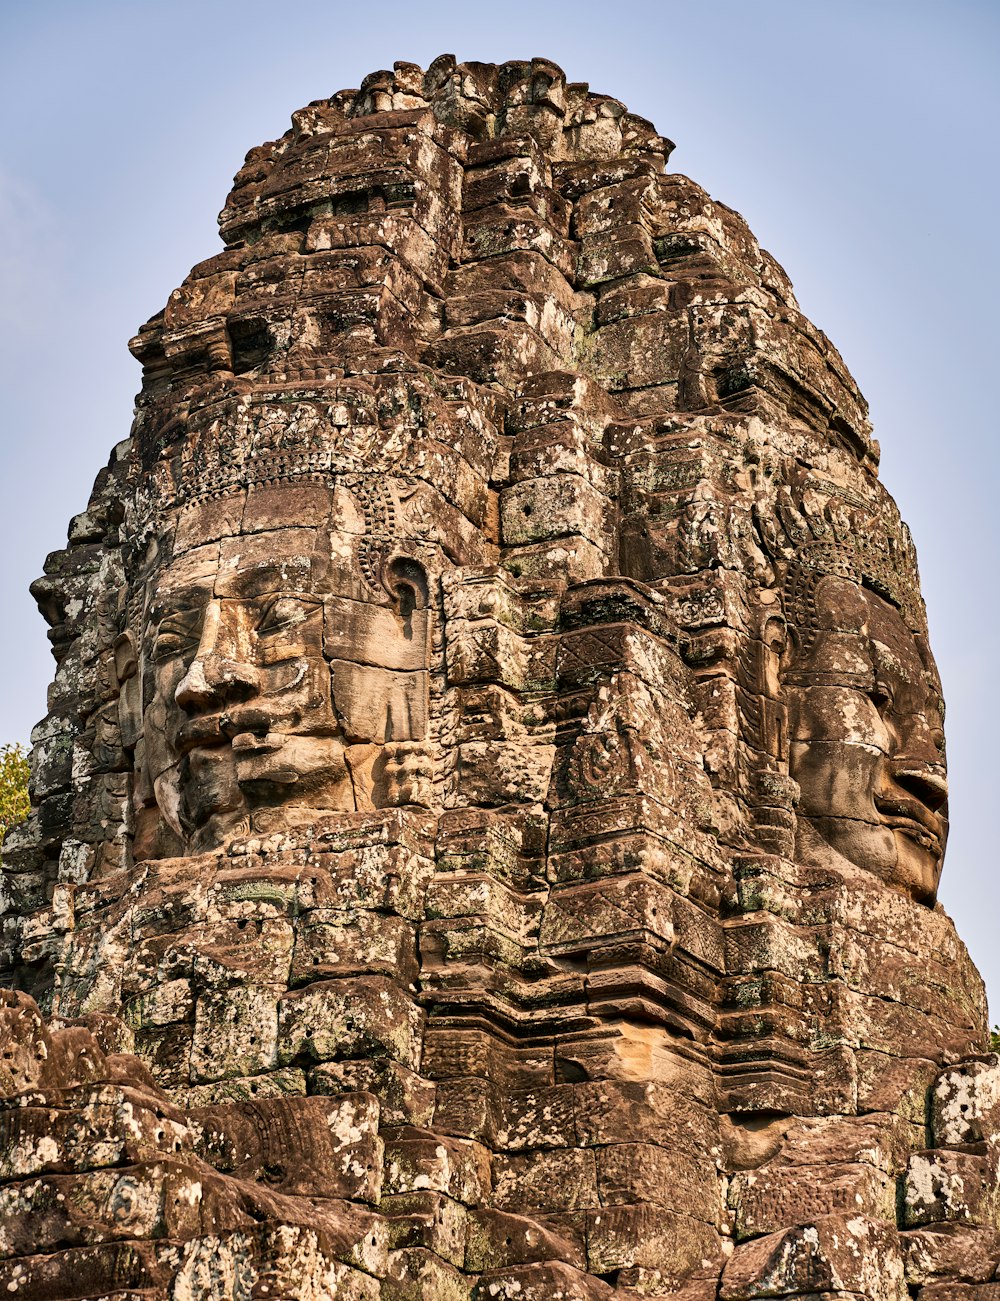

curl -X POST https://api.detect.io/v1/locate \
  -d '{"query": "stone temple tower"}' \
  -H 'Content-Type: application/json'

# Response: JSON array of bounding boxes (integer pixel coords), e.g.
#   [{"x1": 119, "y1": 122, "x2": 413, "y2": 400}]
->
[{"x1": 2, "y1": 55, "x2": 998, "y2": 1300}]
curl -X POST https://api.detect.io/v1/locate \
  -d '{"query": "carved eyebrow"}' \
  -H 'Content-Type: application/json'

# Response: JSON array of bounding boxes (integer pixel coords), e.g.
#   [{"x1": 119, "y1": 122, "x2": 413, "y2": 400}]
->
[
  {"x1": 221, "y1": 560, "x2": 313, "y2": 598},
  {"x1": 147, "y1": 593, "x2": 209, "y2": 623},
  {"x1": 154, "y1": 609, "x2": 203, "y2": 633},
  {"x1": 780, "y1": 669, "x2": 875, "y2": 689}
]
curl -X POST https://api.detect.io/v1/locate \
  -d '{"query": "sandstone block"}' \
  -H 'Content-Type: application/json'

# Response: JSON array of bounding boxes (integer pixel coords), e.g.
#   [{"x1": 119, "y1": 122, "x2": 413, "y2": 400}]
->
[
  {"x1": 277, "y1": 976, "x2": 423, "y2": 1069},
  {"x1": 471, "y1": 1260, "x2": 613, "y2": 1300},
  {"x1": 383, "y1": 1128, "x2": 492, "y2": 1204},
  {"x1": 492, "y1": 1147, "x2": 598, "y2": 1213},
  {"x1": 383, "y1": 1246, "x2": 472, "y2": 1300},
  {"x1": 464, "y1": 1207, "x2": 586, "y2": 1272},
  {"x1": 932, "y1": 1056, "x2": 1000, "y2": 1147},
  {"x1": 904, "y1": 1150, "x2": 1000, "y2": 1229},
  {"x1": 902, "y1": 1223, "x2": 1000, "y2": 1284},
  {"x1": 192, "y1": 1092, "x2": 383, "y2": 1202},
  {"x1": 382, "y1": 1190, "x2": 468, "y2": 1265},
  {"x1": 585, "y1": 1202, "x2": 721, "y2": 1276},
  {"x1": 720, "y1": 1214, "x2": 906, "y2": 1301},
  {"x1": 728, "y1": 1160, "x2": 895, "y2": 1241},
  {"x1": 190, "y1": 984, "x2": 279, "y2": 1083}
]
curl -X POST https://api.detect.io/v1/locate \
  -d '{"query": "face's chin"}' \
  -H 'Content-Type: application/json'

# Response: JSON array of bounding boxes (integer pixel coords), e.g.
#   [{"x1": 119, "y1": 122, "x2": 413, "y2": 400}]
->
[
  {"x1": 181, "y1": 745, "x2": 247, "y2": 850},
  {"x1": 891, "y1": 824, "x2": 945, "y2": 905},
  {"x1": 796, "y1": 812, "x2": 943, "y2": 905}
]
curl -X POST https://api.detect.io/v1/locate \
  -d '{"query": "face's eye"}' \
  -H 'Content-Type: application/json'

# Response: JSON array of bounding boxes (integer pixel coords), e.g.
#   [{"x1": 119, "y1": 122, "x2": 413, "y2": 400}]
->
[
  {"x1": 870, "y1": 681, "x2": 895, "y2": 714},
  {"x1": 257, "y1": 596, "x2": 313, "y2": 636},
  {"x1": 150, "y1": 612, "x2": 202, "y2": 663}
]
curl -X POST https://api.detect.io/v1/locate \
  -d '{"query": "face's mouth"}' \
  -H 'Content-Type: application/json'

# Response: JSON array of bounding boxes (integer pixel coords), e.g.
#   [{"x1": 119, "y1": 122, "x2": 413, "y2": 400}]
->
[
  {"x1": 175, "y1": 707, "x2": 296, "y2": 755},
  {"x1": 177, "y1": 722, "x2": 300, "y2": 788},
  {"x1": 873, "y1": 793, "x2": 944, "y2": 854},
  {"x1": 176, "y1": 713, "x2": 225, "y2": 753},
  {"x1": 231, "y1": 730, "x2": 284, "y2": 753}
]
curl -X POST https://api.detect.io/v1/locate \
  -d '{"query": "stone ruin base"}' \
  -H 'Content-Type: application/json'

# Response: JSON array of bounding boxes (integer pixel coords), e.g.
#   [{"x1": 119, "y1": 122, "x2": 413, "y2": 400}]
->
[{"x1": 1, "y1": 990, "x2": 998, "y2": 1300}]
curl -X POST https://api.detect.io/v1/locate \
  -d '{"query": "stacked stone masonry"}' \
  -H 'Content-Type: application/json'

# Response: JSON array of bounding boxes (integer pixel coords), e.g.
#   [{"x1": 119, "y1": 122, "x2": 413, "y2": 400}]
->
[{"x1": 2, "y1": 55, "x2": 996, "y2": 1299}]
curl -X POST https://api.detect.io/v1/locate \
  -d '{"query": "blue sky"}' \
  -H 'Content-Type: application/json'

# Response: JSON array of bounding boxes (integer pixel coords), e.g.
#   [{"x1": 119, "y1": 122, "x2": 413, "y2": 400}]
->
[{"x1": 2, "y1": 0, "x2": 998, "y2": 1007}]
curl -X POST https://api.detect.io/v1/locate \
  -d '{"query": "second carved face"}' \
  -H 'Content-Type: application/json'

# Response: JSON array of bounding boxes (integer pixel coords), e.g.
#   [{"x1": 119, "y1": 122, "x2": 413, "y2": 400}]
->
[{"x1": 783, "y1": 575, "x2": 948, "y2": 903}]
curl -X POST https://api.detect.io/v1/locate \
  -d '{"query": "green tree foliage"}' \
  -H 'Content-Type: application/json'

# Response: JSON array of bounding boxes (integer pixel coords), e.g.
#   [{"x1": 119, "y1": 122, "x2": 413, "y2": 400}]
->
[{"x1": 0, "y1": 743, "x2": 30, "y2": 846}]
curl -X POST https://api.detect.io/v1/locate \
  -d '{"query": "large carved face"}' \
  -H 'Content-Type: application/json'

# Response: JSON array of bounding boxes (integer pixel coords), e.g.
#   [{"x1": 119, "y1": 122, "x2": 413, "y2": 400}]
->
[
  {"x1": 783, "y1": 575, "x2": 947, "y2": 902},
  {"x1": 133, "y1": 479, "x2": 431, "y2": 853}
]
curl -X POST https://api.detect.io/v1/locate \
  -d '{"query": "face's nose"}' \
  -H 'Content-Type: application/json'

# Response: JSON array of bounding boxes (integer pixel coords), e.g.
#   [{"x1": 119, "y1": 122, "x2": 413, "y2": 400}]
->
[{"x1": 174, "y1": 600, "x2": 259, "y2": 712}]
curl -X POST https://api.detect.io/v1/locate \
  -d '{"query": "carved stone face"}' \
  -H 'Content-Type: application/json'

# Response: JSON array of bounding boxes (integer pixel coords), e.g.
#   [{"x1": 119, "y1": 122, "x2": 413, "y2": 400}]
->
[
  {"x1": 134, "y1": 480, "x2": 430, "y2": 852},
  {"x1": 784, "y1": 575, "x2": 948, "y2": 902}
]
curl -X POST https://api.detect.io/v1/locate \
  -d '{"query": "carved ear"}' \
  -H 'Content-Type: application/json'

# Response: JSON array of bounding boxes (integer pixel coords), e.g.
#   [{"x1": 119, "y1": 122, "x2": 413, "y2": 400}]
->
[
  {"x1": 760, "y1": 614, "x2": 787, "y2": 699},
  {"x1": 386, "y1": 557, "x2": 429, "y2": 616},
  {"x1": 112, "y1": 632, "x2": 138, "y2": 684}
]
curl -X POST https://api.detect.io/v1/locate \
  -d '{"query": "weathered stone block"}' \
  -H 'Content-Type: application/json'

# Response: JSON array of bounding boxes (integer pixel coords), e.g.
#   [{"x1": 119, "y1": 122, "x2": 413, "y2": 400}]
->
[
  {"x1": 190, "y1": 984, "x2": 279, "y2": 1083},
  {"x1": 585, "y1": 1203, "x2": 721, "y2": 1276},
  {"x1": 277, "y1": 977, "x2": 423, "y2": 1069},
  {"x1": 729, "y1": 1160, "x2": 895, "y2": 1241},
  {"x1": 382, "y1": 1191, "x2": 467, "y2": 1265},
  {"x1": 720, "y1": 1214, "x2": 906, "y2": 1301},
  {"x1": 464, "y1": 1207, "x2": 586, "y2": 1272},
  {"x1": 932, "y1": 1056, "x2": 1000, "y2": 1147},
  {"x1": 472, "y1": 1260, "x2": 613, "y2": 1300},
  {"x1": 902, "y1": 1223, "x2": 1000, "y2": 1284},
  {"x1": 383, "y1": 1128, "x2": 491, "y2": 1204},
  {"x1": 492, "y1": 1147, "x2": 598, "y2": 1213},
  {"x1": 192, "y1": 1092, "x2": 383, "y2": 1201},
  {"x1": 904, "y1": 1150, "x2": 1000, "y2": 1229},
  {"x1": 383, "y1": 1246, "x2": 471, "y2": 1301},
  {"x1": 311, "y1": 1058, "x2": 436, "y2": 1126}
]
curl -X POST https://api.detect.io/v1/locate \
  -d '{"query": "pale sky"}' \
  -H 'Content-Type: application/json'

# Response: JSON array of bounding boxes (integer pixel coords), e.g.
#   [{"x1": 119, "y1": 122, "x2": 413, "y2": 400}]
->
[{"x1": 2, "y1": 0, "x2": 998, "y2": 1008}]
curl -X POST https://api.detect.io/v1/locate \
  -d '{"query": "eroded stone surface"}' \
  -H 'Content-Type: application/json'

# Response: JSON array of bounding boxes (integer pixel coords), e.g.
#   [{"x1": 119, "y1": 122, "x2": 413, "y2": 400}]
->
[{"x1": 2, "y1": 54, "x2": 996, "y2": 1298}]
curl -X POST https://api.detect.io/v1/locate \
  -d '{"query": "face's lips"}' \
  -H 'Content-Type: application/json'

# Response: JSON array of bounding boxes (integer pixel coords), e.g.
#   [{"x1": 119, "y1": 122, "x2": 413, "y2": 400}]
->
[
  {"x1": 231, "y1": 731, "x2": 287, "y2": 754},
  {"x1": 176, "y1": 709, "x2": 292, "y2": 753},
  {"x1": 874, "y1": 793, "x2": 944, "y2": 852},
  {"x1": 219, "y1": 703, "x2": 279, "y2": 738},
  {"x1": 882, "y1": 817, "x2": 940, "y2": 854},
  {"x1": 175, "y1": 714, "x2": 225, "y2": 753},
  {"x1": 232, "y1": 733, "x2": 302, "y2": 787}
]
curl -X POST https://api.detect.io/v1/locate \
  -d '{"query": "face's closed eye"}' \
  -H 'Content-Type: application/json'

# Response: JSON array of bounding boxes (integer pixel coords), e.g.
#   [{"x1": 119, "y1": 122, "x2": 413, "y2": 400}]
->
[
  {"x1": 256, "y1": 595, "x2": 315, "y2": 636},
  {"x1": 150, "y1": 608, "x2": 205, "y2": 663},
  {"x1": 869, "y1": 679, "x2": 894, "y2": 715},
  {"x1": 254, "y1": 596, "x2": 323, "y2": 666}
]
